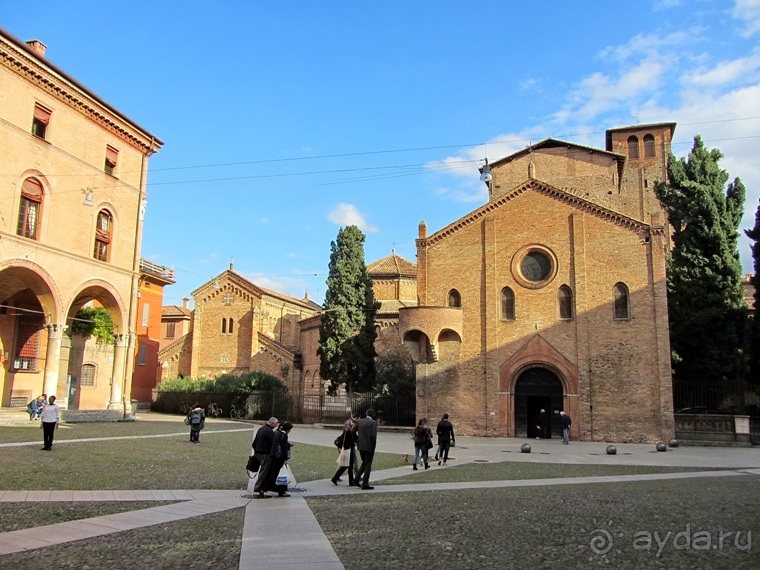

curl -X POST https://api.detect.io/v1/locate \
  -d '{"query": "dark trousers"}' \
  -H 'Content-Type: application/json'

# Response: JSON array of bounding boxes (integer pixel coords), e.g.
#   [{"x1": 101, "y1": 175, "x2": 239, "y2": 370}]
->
[
  {"x1": 357, "y1": 449, "x2": 374, "y2": 488},
  {"x1": 190, "y1": 425, "x2": 201, "y2": 442},
  {"x1": 333, "y1": 447, "x2": 356, "y2": 485},
  {"x1": 42, "y1": 422, "x2": 56, "y2": 449},
  {"x1": 439, "y1": 441, "x2": 451, "y2": 462}
]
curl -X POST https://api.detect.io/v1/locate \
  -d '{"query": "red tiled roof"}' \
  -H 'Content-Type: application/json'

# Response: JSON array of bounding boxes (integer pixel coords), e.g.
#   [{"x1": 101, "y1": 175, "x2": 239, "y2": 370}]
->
[{"x1": 367, "y1": 252, "x2": 416, "y2": 277}]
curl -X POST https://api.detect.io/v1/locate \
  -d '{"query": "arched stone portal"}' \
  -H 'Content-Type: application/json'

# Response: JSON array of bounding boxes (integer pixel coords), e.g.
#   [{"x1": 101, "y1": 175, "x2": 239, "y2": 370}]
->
[{"x1": 514, "y1": 368, "x2": 563, "y2": 438}]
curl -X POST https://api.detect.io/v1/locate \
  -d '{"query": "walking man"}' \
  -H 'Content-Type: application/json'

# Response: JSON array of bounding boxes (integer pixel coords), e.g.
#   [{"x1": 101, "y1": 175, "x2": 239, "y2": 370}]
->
[
  {"x1": 252, "y1": 417, "x2": 278, "y2": 497},
  {"x1": 560, "y1": 410, "x2": 572, "y2": 444},
  {"x1": 537, "y1": 409, "x2": 549, "y2": 439},
  {"x1": 356, "y1": 409, "x2": 377, "y2": 490},
  {"x1": 435, "y1": 413, "x2": 455, "y2": 465}
]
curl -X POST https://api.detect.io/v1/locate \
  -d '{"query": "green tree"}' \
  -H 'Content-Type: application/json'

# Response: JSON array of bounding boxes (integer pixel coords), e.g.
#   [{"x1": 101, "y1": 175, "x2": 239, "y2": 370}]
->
[
  {"x1": 654, "y1": 135, "x2": 747, "y2": 409},
  {"x1": 70, "y1": 306, "x2": 115, "y2": 345},
  {"x1": 745, "y1": 198, "x2": 760, "y2": 390},
  {"x1": 376, "y1": 351, "x2": 416, "y2": 398},
  {"x1": 318, "y1": 225, "x2": 379, "y2": 397}
]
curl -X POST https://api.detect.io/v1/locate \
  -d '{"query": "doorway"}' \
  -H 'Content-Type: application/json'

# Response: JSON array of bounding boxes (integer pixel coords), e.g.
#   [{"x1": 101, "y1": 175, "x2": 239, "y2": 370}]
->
[{"x1": 514, "y1": 368, "x2": 563, "y2": 438}]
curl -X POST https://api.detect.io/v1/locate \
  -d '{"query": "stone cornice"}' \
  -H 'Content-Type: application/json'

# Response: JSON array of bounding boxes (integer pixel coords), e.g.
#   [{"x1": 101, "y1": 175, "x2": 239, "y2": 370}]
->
[
  {"x1": 418, "y1": 179, "x2": 663, "y2": 247},
  {"x1": 0, "y1": 36, "x2": 162, "y2": 155}
]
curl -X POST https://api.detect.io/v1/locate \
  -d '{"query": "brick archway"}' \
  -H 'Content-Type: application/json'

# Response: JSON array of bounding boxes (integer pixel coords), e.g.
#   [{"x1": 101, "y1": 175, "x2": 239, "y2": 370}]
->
[{"x1": 498, "y1": 334, "x2": 580, "y2": 438}]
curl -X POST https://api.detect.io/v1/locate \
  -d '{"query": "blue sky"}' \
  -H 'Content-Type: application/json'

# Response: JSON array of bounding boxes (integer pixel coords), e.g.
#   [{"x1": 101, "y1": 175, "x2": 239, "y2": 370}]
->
[{"x1": 5, "y1": 1, "x2": 760, "y2": 305}]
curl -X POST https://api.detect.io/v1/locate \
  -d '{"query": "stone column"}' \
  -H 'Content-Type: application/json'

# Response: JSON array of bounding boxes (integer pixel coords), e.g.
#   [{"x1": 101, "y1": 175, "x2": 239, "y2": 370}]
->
[
  {"x1": 43, "y1": 324, "x2": 65, "y2": 398},
  {"x1": 108, "y1": 334, "x2": 127, "y2": 410}
]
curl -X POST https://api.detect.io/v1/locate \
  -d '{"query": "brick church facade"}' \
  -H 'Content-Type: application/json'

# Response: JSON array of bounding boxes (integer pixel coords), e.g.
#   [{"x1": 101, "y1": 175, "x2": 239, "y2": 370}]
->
[{"x1": 399, "y1": 123, "x2": 677, "y2": 442}]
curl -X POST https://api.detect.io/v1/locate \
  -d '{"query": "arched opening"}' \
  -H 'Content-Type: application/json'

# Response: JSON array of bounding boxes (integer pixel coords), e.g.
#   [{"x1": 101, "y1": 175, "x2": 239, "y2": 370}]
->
[
  {"x1": 447, "y1": 289, "x2": 461, "y2": 307},
  {"x1": 514, "y1": 367, "x2": 564, "y2": 438}
]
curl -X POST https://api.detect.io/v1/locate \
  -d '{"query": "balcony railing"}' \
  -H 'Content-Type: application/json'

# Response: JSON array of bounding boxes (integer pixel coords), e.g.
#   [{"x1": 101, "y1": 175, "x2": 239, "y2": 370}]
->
[{"x1": 139, "y1": 259, "x2": 175, "y2": 280}]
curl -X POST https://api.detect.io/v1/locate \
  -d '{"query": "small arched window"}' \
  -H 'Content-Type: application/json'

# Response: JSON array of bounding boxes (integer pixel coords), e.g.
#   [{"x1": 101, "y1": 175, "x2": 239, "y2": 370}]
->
[
  {"x1": 94, "y1": 209, "x2": 113, "y2": 261},
  {"x1": 447, "y1": 289, "x2": 461, "y2": 308},
  {"x1": 643, "y1": 134, "x2": 655, "y2": 158},
  {"x1": 229, "y1": 318, "x2": 234, "y2": 334},
  {"x1": 558, "y1": 285, "x2": 573, "y2": 320},
  {"x1": 613, "y1": 283, "x2": 630, "y2": 319},
  {"x1": 627, "y1": 136, "x2": 639, "y2": 159},
  {"x1": 221, "y1": 318, "x2": 227, "y2": 334},
  {"x1": 17, "y1": 177, "x2": 44, "y2": 240},
  {"x1": 500, "y1": 287, "x2": 515, "y2": 321}
]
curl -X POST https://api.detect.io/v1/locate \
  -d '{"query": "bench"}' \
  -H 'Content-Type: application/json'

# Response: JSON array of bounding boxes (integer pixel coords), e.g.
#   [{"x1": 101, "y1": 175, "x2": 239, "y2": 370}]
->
[{"x1": 10, "y1": 390, "x2": 33, "y2": 408}]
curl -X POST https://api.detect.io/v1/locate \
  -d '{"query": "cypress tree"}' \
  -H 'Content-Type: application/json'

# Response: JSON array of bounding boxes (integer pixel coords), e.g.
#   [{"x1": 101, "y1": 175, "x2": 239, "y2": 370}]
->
[
  {"x1": 318, "y1": 225, "x2": 378, "y2": 397},
  {"x1": 745, "y1": 198, "x2": 760, "y2": 390},
  {"x1": 654, "y1": 135, "x2": 747, "y2": 410}
]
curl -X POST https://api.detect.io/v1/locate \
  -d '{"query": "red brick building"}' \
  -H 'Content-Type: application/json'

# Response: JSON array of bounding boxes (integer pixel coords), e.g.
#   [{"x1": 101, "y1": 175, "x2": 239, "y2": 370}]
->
[{"x1": 400, "y1": 124, "x2": 677, "y2": 442}]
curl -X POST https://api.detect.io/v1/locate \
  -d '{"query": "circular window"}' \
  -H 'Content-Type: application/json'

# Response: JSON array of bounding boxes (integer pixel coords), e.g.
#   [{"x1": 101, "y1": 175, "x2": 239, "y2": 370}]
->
[
  {"x1": 512, "y1": 245, "x2": 558, "y2": 289},
  {"x1": 521, "y1": 252, "x2": 552, "y2": 282}
]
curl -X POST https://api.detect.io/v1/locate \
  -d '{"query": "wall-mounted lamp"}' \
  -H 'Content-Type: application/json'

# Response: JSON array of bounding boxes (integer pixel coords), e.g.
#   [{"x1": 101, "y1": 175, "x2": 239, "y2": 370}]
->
[{"x1": 82, "y1": 188, "x2": 94, "y2": 206}]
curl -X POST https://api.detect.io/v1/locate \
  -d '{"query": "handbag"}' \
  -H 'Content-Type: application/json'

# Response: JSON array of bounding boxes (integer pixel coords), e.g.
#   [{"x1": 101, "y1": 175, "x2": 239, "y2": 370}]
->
[
  {"x1": 425, "y1": 436, "x2": 434, "y2": 450},
  {"x1": 276, "y1": 464, "x2": 292, "y2": 486},
  {"x1": 246, "y1": 454, "x2": 261, "y2": 474},
  {"x1": 337, "y1": 448, "x2": 350, "y2": 467},
  {"x1": 334, "y1": 433, "x2": 345, "y2": 449},
  {"x1": 183, "y1": 416, "x2": 190, "y2": 426}
]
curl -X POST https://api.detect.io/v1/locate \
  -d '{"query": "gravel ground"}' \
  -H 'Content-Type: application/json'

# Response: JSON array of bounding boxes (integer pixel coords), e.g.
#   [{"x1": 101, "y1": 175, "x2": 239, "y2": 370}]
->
[
  {"x1": 308, "y1": 476, "x2": 760, "y2": 569},
  {"x1": 0, "y1": 507, "x2": 245, "y2": 570}
]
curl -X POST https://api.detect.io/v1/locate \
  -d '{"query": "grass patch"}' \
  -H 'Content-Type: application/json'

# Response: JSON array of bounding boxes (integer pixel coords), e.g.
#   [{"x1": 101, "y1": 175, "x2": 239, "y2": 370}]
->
[
  {"x1": 0, "y1": 420, "x2": 404, "y2": 490},
  {"x1": 0, "y1": 501, "x2": 175, "y2": 532},
  {"x1": 379, "y1": 461, "x2": 719, "y2": 484},
  {"x1": 0, "y1": 506, "x2": 245, "y2": 569},
  {"x1": 309, "y1": 476, "x2": 760, "y2": 569}
]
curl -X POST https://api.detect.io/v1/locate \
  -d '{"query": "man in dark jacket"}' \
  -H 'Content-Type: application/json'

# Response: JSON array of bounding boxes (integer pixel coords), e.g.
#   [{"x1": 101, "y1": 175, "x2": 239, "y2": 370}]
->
[
  {"x1": 560, "y1": 411, "x2": 572, "y2": 444},
  {"x1": 252, "y1": 417, "x2": 278, "y2": 496},
  {"x1": 537, "y1": 409, "x2": 549, "y2": 440},
  {"x1": 356, "y1": 409, "x2": 377, "y2": 490},
  {"x1": 435, "y1": 413, "x2": 455, "y2": 465}
]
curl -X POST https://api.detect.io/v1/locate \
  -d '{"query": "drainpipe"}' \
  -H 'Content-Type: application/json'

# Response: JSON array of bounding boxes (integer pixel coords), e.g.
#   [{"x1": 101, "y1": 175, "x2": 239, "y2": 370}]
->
[{"x1": 122, "y1": 136, "x2": 154, "y2": 417}]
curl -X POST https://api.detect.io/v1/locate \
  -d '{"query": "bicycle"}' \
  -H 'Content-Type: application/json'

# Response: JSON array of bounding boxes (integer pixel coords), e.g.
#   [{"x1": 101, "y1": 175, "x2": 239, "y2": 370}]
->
[
  {"x1": 230, "y1": 403, "x2": 243, "y2": 420},
  {"x1": 207, "y1": 402, "x2": 223, "y2": 418},
  {"x1": 179, "y1": 402, "x2": 189, "y2": 414}
]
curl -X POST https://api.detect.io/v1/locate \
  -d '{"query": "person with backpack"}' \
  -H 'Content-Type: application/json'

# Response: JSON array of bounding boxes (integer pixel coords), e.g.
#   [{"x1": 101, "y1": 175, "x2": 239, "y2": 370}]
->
[{"x1": 187, "y1": 403, "x2": 205, "y2": 443}]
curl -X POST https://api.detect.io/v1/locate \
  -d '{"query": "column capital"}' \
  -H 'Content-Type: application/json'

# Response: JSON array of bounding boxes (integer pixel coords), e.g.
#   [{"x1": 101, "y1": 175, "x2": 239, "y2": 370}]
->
[{"x1": 45, "y1": 323, "x2": 67, "y2": 338}]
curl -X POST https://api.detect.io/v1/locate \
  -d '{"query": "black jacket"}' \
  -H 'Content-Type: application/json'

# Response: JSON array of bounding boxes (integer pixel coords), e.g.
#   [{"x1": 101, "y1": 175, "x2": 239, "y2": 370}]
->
[
  {"x1": 252, "y1": 424, "x2": 275, "y2": 455},
  {"x1": 436, "y1": 419, "x2": 455, "y2": 444}
]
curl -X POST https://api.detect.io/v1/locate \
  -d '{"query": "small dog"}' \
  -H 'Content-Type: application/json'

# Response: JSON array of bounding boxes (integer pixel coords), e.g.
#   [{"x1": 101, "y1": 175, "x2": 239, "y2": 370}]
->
[{"x1": 400, "y1": 454, "x2": 409, "y2": 463}]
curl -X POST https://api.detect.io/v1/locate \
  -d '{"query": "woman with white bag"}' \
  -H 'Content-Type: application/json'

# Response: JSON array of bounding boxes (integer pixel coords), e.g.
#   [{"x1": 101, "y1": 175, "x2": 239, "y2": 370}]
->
[
  {"x1": 331, "y1": 415, "x2": 358, "y2": 486},
  {"x1": 256, "y1": 421, "x2": 294, "y2": 498}
]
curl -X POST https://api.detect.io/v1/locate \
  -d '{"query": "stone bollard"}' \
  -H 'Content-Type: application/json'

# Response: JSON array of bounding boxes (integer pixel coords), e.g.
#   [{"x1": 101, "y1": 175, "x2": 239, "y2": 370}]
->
[
  {"x1": 656, "y1": 442, "x2": 667, "y2": 452},
  {"x1": 606, "y1": 445, "x2": 617, "y2": 455},
  {"x1": 520, "y1": 443, "x2": 531, "y2": 453},
  {"x1": 668, "y1": 439, "x2": 679, "y2": 448}
]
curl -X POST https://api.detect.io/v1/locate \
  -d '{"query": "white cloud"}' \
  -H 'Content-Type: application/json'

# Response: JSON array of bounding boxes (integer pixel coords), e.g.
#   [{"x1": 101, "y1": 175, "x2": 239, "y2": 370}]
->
[
  {"x1": 243, "y1": 272, "x2": 310, "y2": 299},
  {"x1": 681, "y1": 47, "x2": 760, "y2": 88},
  {"x1": 327, "y1": 203, "x2": 379, "y2": 233},
  {"x1": 259, "y1": 217, "x2": 270, "y2": 223},
  {"x1": 734, "y1": 0, "x2": 760, "y2": 36}
]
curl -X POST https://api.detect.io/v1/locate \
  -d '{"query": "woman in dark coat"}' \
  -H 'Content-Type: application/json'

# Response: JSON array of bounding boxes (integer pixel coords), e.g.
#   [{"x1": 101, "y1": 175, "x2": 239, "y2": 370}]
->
[
  {"x1": 331, "y1": 417, "x2": 357, "y2": 486},
  {"x1": 256, "y1": 421, "x2": 294, "y2": 498}
]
